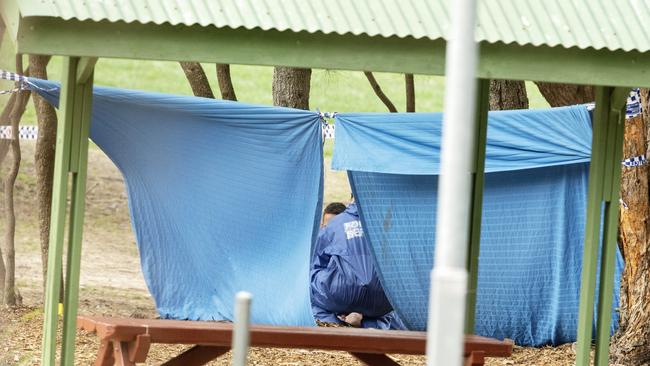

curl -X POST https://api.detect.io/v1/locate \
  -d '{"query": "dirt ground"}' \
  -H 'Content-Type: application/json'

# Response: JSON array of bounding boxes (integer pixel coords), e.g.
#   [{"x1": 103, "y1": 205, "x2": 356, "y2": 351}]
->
[{"x1": 0, "y1": 141, "x2": 591, "y2": 365}]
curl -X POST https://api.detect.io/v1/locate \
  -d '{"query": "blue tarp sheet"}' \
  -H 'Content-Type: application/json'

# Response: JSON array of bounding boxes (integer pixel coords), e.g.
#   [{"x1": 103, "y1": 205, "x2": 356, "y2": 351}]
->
[
  {"x1": 333, "y1": 107, "x2": 624, "y2": 346},
  {"x1": 30, "y1": 79, "x2": 623, "y2": 345},
  {"x1": 30, "y1": 79, "x2": 322, "y2": 326}
]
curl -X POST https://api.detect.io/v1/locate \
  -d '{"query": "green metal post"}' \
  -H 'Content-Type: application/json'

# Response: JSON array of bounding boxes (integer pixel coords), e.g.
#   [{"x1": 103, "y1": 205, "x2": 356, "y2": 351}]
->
[
  {"x1": 41, "y1": 57, "x2": 78, "y2": 366},
  {"x1": 60, "y1": 70, "x2": 94, "y2": 366},
  {"x1": 575, "y1": 86, "x2": 612, "y2": 366},
  {"x1": 465, "y1": 78, "x2": 490, "y2": 333},
  {"x1": 594, "y1": 92, "x2": 627, "y2": 366}
]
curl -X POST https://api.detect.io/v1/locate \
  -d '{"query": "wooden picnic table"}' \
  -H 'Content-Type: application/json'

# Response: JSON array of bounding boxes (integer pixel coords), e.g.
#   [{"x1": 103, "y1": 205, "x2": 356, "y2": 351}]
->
[{"x1": 77, "y1": 315, "x2": 513, "y2": 366}]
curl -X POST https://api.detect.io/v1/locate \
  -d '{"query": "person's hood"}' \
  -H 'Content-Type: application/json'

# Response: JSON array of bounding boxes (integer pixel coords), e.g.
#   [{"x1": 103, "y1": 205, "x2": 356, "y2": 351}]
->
[{"x1": 345, "y1": 202, "x2": 359, "y2": 217}]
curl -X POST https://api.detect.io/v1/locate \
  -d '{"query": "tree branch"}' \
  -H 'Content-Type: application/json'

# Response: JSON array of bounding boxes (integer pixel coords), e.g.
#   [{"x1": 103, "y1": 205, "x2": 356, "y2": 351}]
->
[
  {"x1": 30, "y1": 54, "x2": 65, "y2": 302},
  {"x1": 216, "y1": 64, "x2": 237, "y2": 101},
  {"x1": 405, "y1": 74, "x2": 415, "y2": 112},
  {"x1": 534, "y1": 82, "x2": 594, "y2": 107},
  {"x1": 3, "y1": 54, "x2": 29, "y2": 306},
  {"x1": 179, "y1": 62, "x2": 215, "y2": 99},
  {"x1": 364, "y1": 72, "x2": 397, "y2": 113}
]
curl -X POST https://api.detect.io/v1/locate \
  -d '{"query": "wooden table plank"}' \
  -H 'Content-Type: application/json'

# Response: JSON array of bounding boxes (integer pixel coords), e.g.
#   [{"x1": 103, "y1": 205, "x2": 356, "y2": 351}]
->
[{"x1": 78, "y1": 315, "x2": 513, "y2": 358}]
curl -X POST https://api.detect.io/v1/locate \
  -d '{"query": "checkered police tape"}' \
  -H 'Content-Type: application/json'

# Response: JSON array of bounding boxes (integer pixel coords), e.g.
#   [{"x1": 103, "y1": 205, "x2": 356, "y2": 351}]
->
[
  {"x1": 0, "y1": 69, "x2": 27, "y2": 83},
  {"x1": 0, "y1": 69, "x2": 30, "y2": 95},
  {"x1": 584, "y1": 88, "x2": 643, "y2": 119},
  {"x1": 322, "y1": 123, "x2": 335, "y2": 139},
  {"x1": 627, "y1": 88, "x2": 642, "y2": 118},
  {"x1": 318, "y1": 110, "x2": 337, "y2": 140},
  {"x1": 0, "y1": 125, "x2": 38, "y2": 140},
  {"x1": 0, "y1": 69, "x2": 57, "y2": 95},
  {"x1": 622, "y1": 155, "x2": 647, "y2": 167}
]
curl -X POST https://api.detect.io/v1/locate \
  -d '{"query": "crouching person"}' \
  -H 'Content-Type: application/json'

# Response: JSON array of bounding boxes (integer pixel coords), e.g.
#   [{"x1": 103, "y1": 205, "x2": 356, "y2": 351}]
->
[{"x1": 310, "y1": 200, "x2": 404, "y2": 329}]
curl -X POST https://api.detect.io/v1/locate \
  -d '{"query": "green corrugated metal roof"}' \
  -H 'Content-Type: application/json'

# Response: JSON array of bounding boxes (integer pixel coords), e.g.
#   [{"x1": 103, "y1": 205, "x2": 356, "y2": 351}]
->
[{"x1": 13, "y1": 0, "x2": 650, "y2": 53}]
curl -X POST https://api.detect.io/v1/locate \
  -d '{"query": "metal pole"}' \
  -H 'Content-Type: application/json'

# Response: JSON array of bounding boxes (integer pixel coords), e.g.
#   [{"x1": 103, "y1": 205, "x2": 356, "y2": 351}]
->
[
  {"x1": 231, "y1": 291, "x2": 252, "y2": 366},
  {"x1": 426, "y1": 0, "x2": 478, "y2": 364},
  {"x1": 465, "y1": 78, "x2": 490, "y2": 333}
]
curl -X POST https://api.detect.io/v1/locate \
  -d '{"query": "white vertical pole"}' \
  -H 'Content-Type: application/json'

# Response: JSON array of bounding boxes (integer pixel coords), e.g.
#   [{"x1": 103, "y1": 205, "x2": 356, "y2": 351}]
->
[
  {"x1": 426, "y1": 0, "x2": 479, "y2": 365},
  {"x1": 231, "y1": 291, "x2": 253, "y2": 366}
]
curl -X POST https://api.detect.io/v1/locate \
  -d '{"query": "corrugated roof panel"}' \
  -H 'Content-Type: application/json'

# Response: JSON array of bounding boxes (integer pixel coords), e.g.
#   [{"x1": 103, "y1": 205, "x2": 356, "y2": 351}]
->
[{"x1": 14, "y1": 0, "x2": 650, "y2": 53}]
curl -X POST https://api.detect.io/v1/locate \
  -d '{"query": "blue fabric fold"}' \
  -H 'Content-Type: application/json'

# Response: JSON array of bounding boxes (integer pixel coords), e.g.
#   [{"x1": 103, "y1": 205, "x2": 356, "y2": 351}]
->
[
  {"x1": 333, "y1": 106, "x2": 593, "y2": 175},
  {"x1": 28, "y1": 78, "x2": 323, "y2": 326}
]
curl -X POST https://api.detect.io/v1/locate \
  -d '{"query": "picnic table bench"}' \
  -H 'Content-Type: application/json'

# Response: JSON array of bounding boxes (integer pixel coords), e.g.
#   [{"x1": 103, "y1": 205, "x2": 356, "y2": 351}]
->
[{"x1": 78, "y1": 315, "x2": 513, "y2": 366}]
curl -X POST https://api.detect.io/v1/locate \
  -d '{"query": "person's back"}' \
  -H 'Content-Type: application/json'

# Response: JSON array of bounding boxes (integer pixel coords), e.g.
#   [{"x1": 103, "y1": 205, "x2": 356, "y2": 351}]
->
[{"x1": 310, "y1": 202, "x2": 399, "y2": 328}]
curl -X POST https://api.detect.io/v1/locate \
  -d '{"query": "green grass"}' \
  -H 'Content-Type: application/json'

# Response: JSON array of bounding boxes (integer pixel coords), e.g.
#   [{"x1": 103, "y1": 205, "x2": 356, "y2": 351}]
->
[{"x1": 0, "y1": 53, "x2": 549, "y2": 125}]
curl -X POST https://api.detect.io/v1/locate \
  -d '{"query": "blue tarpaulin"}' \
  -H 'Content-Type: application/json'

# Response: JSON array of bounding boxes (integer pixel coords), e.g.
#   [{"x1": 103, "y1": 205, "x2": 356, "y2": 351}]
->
[
  {"x1": 29, "y1": 79, "x2": 322, "y2": 326},
  {"x1": 333, "y1": 107, "x2": 623, "y2": 346},
  {"x1": 29, "y1": 79, "x2": 623, "y2": 346}
]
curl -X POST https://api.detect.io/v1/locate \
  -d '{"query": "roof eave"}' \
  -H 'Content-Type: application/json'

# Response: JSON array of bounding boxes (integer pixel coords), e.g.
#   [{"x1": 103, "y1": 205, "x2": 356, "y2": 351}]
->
[{"x1": 8, "y1": 15, "x2": 650, "y2": 88}]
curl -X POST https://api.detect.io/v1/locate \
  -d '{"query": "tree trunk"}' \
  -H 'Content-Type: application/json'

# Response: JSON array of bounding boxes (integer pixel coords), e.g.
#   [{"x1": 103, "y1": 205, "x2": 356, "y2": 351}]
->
[
  {"x1": 534, "y1": 82, "x2": 595, "y2": 107},
  {"x1": 0, "y1": 94, "x2": 16, "y2": 300},
  {"x1": 405, "y1": 74, "x2": 415, "y2": 112},
  {"x1": 272, "y1": 67, "x2": 311, "y2": 110},
  {"x1": 179, "y1": 62, "x2": 214, "y2": 99},
  {"x1": 216, "y1": 64, "x2": 237, "y2": 101},
  {"x1": 364, "y1": 72, "x2": 397, "y2": 113},
  {"x1": 3, "y1": 54, "x2": 29, "y2": 306},
  {"x1": 488, "y1": 80, "x2": 529, "y2": 111},
  {"x1": 29, "y1": 54, "x2": 64, "y2": 302},
  {"x1": 610, "y1": 89, "x2": 650, "y2": 366}
]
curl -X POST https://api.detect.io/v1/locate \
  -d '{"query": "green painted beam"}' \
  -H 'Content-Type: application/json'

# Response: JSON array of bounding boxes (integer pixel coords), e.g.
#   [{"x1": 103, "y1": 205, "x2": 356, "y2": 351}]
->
[
  {"x1": 60, "y1": 70, "x2": 94, "y2": 366},
  {"x1": 76, "y1": 57, "x2": 97, "y2": 84},
  {"x1": 13, "y1": 17, "x2": 650, "y2": 88},
  {"x1": 465, "y1": 78, "x2": 490, "y2": 334},
  {"x1": 67, "y1": 75, "x2": 85, "y2": 173},
  {"x1": 0, "y1": 0, "x2": 20, "y2": 42},
  {"x1": 575, "y1": 86, "x2": 612, "y2": 366},
  {"x1": 41, "y1": 56, "x2": 78, "y2": 366}
]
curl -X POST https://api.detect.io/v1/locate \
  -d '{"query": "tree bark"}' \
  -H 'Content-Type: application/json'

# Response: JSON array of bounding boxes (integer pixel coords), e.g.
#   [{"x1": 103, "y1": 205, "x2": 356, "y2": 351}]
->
[
  {"x1": 534, "y1": 82, "x2": 595, "y2": 107},
  {"x1": 272, "y1": 67, "x2": 311, "y2": 110},
  {"x1": 364, "y1": 72, "x2": 397, "y2": 113},
  {"x1": 610, "y1": 89, "x2": 650, "y2": 366},
  {"x1": 488, "y1": 80, "x2": 529, "y2": 111},
  {"x1": 0, "y1": 95, "x2": 16, "y2": 299},
  {"x1": 216, "y1": 64, "x2": 237, "y2": 101},
  {"x1": 179, "y1": 62, "x2": 214, "y2": 99},
  {"x1": 3, "y1": 54, "x2": 29, "y2": 306},
  {"x1": 0, "y1": 93, "x2": 17, "y2": 167},
  {"x1": 405, "y1": 74, "x2": 415, "y2": 112},
  {"x1": 29, "y1": 54, "x2": 64, "y2": 302}
]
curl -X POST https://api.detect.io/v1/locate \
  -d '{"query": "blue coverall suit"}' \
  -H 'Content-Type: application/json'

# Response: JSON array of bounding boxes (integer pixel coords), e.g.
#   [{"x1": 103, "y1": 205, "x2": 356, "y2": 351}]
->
[{"x1": 310, "y1": 203, "x2": 404, "y2": 329}]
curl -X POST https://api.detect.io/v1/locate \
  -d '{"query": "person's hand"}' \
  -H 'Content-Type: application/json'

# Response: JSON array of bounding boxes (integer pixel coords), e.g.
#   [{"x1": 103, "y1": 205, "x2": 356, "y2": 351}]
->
[{"x1": 337, "y1": 312, "x2": 363, "y2": 327}]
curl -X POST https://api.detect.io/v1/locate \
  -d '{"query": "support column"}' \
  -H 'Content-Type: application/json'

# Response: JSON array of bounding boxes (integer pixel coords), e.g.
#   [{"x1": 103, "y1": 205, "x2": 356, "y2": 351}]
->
[
  {"x1": 575, "y1": 87, "x2": 627, "y2": 366},
  {"x1": 464, "y1": 78, "x2": 490, "y2": 334},
  {"x1": 594, "y1": 90, "x2": 627, "y2": 366},
  {"x1": 40, "y1": 56, "x2": 95, "y2": 366},
  {"x1": 61, "y1": 62, "x2": 94, "y2": 365}
]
